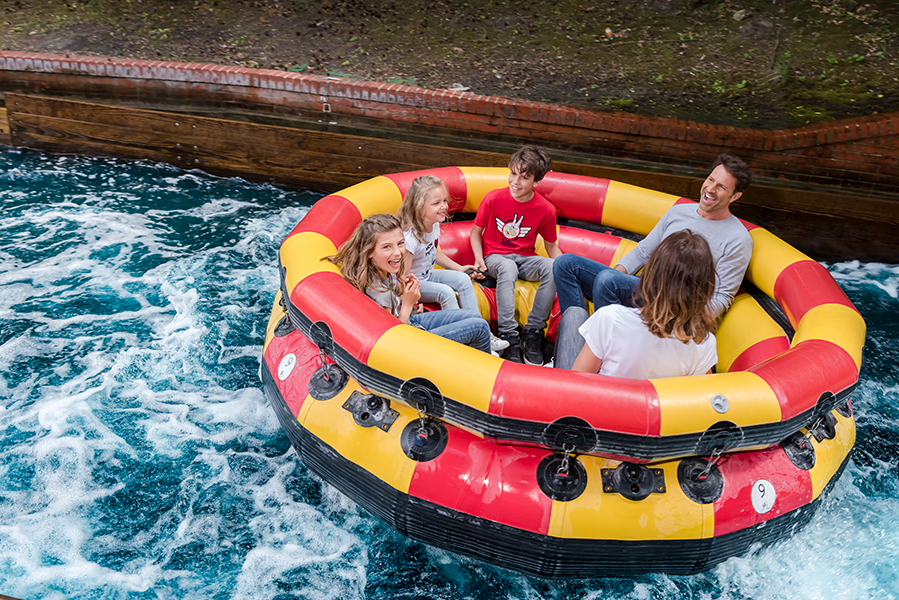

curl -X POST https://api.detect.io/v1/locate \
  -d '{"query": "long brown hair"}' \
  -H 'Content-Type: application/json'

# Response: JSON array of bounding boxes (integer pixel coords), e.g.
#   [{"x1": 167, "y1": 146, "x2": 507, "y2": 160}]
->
[
  {"x1": 634, "y1": 230, "x2": 717, "y2": 344},
  {"x1": 324, "y1": 213, "x2": 405, "y2": 294},
  {"x1": 397, "y1": 174, "x2": 448, "y2": 243}
]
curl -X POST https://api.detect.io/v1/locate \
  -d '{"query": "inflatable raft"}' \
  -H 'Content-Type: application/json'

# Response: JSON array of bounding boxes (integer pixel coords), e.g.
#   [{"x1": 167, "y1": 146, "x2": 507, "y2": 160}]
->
[{"x1": 261, "y1": 167, "x2": 864, "y2": 577}]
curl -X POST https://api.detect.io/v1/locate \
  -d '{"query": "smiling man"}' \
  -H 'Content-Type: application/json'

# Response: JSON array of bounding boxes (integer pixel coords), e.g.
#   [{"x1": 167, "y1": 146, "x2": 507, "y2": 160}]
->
[{"x1": 553, "y1": 154, "x2": 753, "y2": 321}]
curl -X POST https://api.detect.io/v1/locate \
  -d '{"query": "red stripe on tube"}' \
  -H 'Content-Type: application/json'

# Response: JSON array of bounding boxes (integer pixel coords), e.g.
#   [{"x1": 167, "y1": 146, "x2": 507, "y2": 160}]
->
[
  {"x1": 712, "y1": 444, "x2": 813, "y2": 537},
  {"x1": 556, "y1": 225, "x2": 623, "y2": 267},
  {"x1": 489, "y1": 362, "x2": 660, "y2": 439},
  {"x1": 537, "y1": 172, "x2": 609, "y2": 223},
  {"x1": 748, "y1": 339, "x2": 859, "y2": 420},
  {"x1": 727, "y1": 336, "x2": 791, "y2": 373},
  {"x1": 774, "y1": 261, "x2": 858, "y2": 327},
  {"x1": 409, "y1": 425, "x2": 554, "y2": 535},
  {"x1": 285, "y1": 194, "x2": 362, "y2": 249},
  {"x1": 383, "y1": 167, "x2": 468, "y2": 213}
]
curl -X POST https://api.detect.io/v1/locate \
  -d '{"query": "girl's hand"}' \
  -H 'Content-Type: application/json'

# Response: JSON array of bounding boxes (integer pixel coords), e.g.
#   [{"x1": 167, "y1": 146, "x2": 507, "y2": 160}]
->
[
  {"x1": 402, "y1": 274, "x2": 421, "y2": 305},
  {"x1": 462, "y1": 265, "x2": 486, "y2": 280}
]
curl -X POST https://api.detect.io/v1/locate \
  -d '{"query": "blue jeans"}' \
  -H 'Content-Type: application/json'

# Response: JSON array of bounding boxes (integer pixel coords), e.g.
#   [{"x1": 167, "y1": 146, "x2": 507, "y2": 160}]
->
[
  {"x1": 409, "y1": 308, "x2": 491, "y2": 354},
  {"x1": 419, "y1": 269, "x2": 479, "y2": 310},
  {"x1": 553, "y1": 254, "x2": 639, "y2": 314}
]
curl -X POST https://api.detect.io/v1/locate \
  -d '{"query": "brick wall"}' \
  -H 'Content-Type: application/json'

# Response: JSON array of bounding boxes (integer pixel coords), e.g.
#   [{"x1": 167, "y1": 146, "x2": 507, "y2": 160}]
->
[{"x1": 1, "y1": 51, "x2": 898, "y2": 196}]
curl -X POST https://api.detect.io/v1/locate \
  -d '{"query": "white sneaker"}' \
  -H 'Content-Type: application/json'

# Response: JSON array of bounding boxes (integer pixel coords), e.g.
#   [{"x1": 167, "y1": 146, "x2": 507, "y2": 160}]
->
[{"x1": 490, "y1": 333, "x2": 510, "y2": 353}]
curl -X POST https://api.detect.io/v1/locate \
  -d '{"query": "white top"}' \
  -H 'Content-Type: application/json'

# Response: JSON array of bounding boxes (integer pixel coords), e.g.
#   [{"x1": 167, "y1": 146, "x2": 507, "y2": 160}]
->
[
  {"x1": 578, "y1": 305, "x2": 718, "y2": 379},
  {"x1": 404, "y1": 224, "x2": 440, "y2": 282}
]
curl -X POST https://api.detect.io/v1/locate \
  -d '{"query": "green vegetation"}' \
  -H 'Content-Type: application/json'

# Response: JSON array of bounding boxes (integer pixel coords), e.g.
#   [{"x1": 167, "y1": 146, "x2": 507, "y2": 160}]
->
[{"x1": 1, "y1": 0, "x2": 897, "y2": 127}]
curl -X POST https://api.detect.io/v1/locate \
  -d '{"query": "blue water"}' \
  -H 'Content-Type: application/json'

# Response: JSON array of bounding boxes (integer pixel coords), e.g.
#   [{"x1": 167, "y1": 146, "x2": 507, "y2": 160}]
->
[{"x1": 0, "y1": 147, "x2": 896, "y2": 600}]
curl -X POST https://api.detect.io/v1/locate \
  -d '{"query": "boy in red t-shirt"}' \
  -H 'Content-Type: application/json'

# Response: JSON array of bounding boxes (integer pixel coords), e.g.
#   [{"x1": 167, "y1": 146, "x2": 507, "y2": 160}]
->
[{"x1": 471, "y1": 146, "x2": 562, "y2": 364}]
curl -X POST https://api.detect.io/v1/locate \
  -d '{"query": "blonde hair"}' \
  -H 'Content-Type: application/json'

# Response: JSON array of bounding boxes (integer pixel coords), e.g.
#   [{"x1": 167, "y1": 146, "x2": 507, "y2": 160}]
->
[
  {"x1": 324, "y1": 214, "x2": 405, "y2": 295},
  {"x1": 397, "y1": 174, "x2": 449, "y2": 243},
  {"x1": 635, "y1": 230, "x2": 717, "y2": 344}
]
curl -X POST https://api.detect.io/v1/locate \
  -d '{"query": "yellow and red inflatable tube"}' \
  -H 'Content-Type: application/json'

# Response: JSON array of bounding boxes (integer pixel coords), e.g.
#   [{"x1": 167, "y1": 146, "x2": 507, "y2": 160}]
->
[
  {"x1": 278, "y1": 167, "x2": 864, "y2": 463},
  {"x1": 261, "y1": 292, "x2": 855, "y2": 577}
]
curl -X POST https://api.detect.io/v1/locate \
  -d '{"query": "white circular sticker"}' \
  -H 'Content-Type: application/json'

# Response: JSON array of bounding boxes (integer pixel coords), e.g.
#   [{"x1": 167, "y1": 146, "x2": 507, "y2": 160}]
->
[
  {"x1": 751, "y1": 479, "x2": 777, "y2": 514},
  {"x1": 277, "y1": 353, "x2": 297, "y2": 381}
]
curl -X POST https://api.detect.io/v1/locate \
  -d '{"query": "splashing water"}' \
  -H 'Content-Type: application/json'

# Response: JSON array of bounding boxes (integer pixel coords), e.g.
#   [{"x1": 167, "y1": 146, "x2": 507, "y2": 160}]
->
[{"x1": 1, "y1": 148, "x2": 897, "y2": 600}]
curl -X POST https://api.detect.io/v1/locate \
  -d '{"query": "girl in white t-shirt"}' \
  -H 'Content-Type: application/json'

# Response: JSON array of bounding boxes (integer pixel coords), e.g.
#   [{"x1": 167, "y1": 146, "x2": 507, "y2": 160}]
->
[
  {"x1": 557, "y1": 230, "x2": 718, "y2": 378},
  {"x1": 398, "y1": 175, "x2": 509, "y2": 354}
]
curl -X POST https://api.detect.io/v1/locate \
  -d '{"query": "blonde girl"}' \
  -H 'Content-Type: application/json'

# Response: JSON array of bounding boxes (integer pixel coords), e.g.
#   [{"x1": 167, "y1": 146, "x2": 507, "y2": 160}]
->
[{"x1": 397, "y1": 174, "x2": 484, "y2": 311}]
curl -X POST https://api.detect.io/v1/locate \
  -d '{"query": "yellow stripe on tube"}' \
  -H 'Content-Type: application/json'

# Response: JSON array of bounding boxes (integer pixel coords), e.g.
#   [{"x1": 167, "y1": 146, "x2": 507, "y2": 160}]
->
[
  {"x1": 471, "y1": 281, "x2": 493, "y2": 322},
  {"x1": 280, "y1": 231, "x2": 340, "y2": 294},
  {"x1": 792, "y1": 303, "x2": 866, "y2": 371},
  {"x1": 459, "y1": 167, "x2": 508, "y2": 213},
  {"x1": 548, "y1": 456, "x2": 712, "y2": 540},
  {"x1": 610, "y1": 238, "x2": 639, "y2": 270},
  {"x1": 653, "y1": 371, "x2": 782, "y2": 436},
  {"x1": 715, "y1": 293, "x2": 788, "y2": 373},
  {"x1": 745, "y1": 228, "x2": 810, "y2": 297},
  {"x1": 601, "y1": 180, "x2": 679, "y2": 235},
  {"x1": 807, "y1": 411, "x2": 856, "y2": 500},
  {"x1": 263, "y1": 291, "x2": 286, "y2": 355},
  {"x1": 367, "y1": 324, "x2": 502, "y2": 413},
  {"x1": 300, "y1": 384, "x2": 421, "y2": 494},
  {"x1": 335, "y1": 175, "x2": 406, "y2": 218}
]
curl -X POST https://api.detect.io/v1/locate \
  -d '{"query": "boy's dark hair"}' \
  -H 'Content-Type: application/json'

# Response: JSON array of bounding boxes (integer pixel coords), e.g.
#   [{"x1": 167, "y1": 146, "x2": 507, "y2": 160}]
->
[
  {"x1": 508, "y1": 146, "x2": 553, "y2": 182},
  {"x1": 712, "y1": 154, "x2": 752, "y2": 195}
]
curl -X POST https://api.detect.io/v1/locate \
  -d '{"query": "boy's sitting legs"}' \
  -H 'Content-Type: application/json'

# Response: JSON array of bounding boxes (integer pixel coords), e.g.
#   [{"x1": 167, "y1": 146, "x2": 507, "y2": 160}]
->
[
  {"x1": 483, "y1": 254, "x2": 523, "y2": 361},
  {"x1": 513, "y1": 255, "x2": 555, "y2": 365},
  {"x1": 484, "y1": 253, "x2": 555, "y2": 365}
]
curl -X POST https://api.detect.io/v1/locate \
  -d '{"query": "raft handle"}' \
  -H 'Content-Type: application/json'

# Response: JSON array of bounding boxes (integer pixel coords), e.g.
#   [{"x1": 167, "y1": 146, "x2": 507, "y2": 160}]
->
[
  {"x1": 308, "y1": 321, "x2": 349, "y2": 400},
  {"x1": 601, "y1": 463, "x2": 666, "y2": 501},
  {"x1": 342, "y1": 391, "x2": 400, "y2": 432},
  {"x1": 678, "y1": 457, "x2": 725, "y2": 504},
  {"x1": 537, "y1": 452, "x2": 588, "y2": 502},
  {"x1": 542, "y1": 417, "x2": 598, "y2": 453}
]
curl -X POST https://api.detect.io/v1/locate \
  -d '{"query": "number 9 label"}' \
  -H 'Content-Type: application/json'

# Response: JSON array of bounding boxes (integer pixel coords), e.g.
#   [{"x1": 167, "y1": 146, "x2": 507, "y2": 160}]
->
[
  {"x1": 278, "y1": 353, "x2": 297, "y2": 381},
  {"x1": 751, "y1": 479, "x2": 776, "y2": 514}
]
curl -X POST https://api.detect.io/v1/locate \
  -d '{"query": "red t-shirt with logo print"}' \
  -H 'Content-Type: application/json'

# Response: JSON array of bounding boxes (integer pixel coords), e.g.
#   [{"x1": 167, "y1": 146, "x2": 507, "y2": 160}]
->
[{"x1": 473, "y1": 187, "x2": 558, "y2": 257}]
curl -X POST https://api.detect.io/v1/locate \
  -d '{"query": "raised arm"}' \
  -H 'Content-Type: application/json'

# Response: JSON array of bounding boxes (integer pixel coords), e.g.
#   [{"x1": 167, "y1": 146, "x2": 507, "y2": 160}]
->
[{"x1": 470, "y1": 224, "x2": 488, "y2": 273}]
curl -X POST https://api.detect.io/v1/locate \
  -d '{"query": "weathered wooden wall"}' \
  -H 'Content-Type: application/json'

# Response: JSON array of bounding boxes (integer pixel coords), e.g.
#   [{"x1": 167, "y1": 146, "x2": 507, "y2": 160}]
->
[{"x1": 1, "y1": 52, "x2": 898, "y2": 262}]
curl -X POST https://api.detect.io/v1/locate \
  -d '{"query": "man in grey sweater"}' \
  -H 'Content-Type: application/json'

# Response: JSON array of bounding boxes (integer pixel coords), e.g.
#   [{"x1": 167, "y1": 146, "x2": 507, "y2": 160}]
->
[
  {"x1": 554, "y1": 154, "x2": 754, "y2": 321},
  {"x1": 553, "y1": 154, "x2": 753, "y2": 369}
]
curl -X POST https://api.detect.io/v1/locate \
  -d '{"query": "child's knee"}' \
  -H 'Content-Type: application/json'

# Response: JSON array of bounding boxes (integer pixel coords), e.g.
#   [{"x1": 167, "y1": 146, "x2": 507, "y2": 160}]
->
[
  {"x1": 538, "y1": 257, "x2": 554, "y2": 279},
  {"x1": 492, "y1": 257, "x2": 518, "y2": 280}
]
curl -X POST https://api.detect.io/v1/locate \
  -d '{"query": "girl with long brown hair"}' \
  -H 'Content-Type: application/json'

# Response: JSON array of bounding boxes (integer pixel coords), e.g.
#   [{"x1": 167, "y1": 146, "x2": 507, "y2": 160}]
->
[
  {"x1": 555, "y1": 230, "x2": 718, "y2": 378},
  {"x1": 326, "y1": 214, "x2": 492, "y2": 354}
]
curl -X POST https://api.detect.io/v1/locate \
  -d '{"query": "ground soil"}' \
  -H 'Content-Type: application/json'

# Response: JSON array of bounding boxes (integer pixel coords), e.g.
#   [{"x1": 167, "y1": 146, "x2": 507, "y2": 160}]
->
[{"x1": 2, "y1": 0, "x2": 899, "y2": 128}]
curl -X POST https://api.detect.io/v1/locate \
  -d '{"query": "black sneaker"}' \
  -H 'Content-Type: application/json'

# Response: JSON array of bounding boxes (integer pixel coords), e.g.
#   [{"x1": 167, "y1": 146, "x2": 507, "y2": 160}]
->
[
  {"x1": 502, "y1": 333, "x2": 522, "y2": 363},
  {"x1": 522, "y1": 328, "x2": 544, "y2": 365}
]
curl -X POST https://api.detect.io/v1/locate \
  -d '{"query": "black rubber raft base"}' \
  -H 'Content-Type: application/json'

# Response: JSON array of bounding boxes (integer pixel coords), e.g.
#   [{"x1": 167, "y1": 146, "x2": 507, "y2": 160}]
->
[{"x1": 261, "y1": 365, "x2": 850, "y2": 579}]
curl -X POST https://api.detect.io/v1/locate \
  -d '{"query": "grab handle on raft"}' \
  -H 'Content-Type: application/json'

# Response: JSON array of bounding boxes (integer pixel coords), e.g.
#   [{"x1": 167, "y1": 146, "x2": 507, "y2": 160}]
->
[
  {"x1": 542, "y1": 416, "x2": 598, "y2": 453},
  {"x1": 308, "y1": 320, "x2": 348, "y2": 401}
]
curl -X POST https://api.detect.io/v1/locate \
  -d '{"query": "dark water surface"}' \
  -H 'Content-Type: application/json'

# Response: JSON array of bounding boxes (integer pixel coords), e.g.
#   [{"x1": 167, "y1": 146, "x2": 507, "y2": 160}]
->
[{"x1": 1, "y1": 148, "x2": 897, "y2": 599}]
